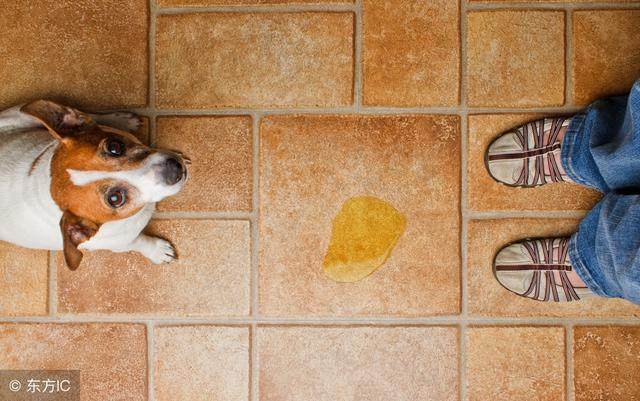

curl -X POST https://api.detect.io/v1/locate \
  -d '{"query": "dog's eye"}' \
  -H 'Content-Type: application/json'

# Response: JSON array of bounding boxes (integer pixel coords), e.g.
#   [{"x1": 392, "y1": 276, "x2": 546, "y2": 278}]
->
[
  {"x1": 105, "y1": 138, "x2": 125, "y2": 157},
  {"x1": 106, "y1": 188, "x2": 127, "y2": 208}
]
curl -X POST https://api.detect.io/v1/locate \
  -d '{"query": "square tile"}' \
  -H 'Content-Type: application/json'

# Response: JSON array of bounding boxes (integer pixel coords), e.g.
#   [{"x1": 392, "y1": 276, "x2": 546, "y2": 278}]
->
[
  {"x1": 0, "y1": 323, "x2": 146, "y2": 401},
  {"x1": 155, "y1": 13, "x2": 354, "y2": 108},
  {"x1": 57, "y1": 220, "x2": 250, "y2": 316},
  {"x1": 574, "y1": 326, "x2": 640, "y2": 401},
  {"x1": 0, "y1": 0, "x2": 148, "y2": 109},
  {"x1": 466, "y1": 11, "x2": 565, "y2": 108},
  {"x1": 155, "y1": 326, "x2": 249, "y2": 401},
  {"x1": 466, "y1": 326, "x2": 565, "y2": 401},
  {"x1": 158, "y1": 0, "x2": 351, "y2": 5},
  {"x1": 258, "y1": 326, "x2": 458, "y2": 401},
  {"x1": 362, "y1": 0, "x2": 459, "y2": 107},
  {"x1": 467, "y1": 218, "x2": 640, "y2": 317},
  {"x1": 467, "y1": 114, "x2": 601, "y2": 211},
  {"x1": 155, "y1": 116, "x2": 253, "y2": 212},
  {"x1": 259, "y1": 115, "x2": 460, "y2": 316},
  {"x1": 572, "y1": 10, "x2": 640, "y2": 105},
  {"x1": 0, "y1": 242, "x2": 48, "y2": 316}
]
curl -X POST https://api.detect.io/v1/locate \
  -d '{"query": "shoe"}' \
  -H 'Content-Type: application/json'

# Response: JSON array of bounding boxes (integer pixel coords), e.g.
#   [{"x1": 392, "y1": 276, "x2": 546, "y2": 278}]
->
[
  {"x1": 493, "y1": 237, "x2": 593, "y2": 302},
  {"x1": 485, "y1": 117, "x2": 572, "y2": 187}
]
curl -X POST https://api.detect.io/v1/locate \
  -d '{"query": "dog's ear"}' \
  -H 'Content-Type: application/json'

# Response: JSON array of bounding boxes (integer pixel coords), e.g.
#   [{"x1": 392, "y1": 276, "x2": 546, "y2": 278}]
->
[
  {"x1": 60, "y1": 210, "x2": 100, "y2": 271},
  {"x1": 20, "y1": 100, "x2": 95, "y2": 140}
]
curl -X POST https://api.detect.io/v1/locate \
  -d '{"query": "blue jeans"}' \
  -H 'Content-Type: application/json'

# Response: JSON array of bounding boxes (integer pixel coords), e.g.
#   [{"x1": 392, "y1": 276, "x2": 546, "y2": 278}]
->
[{"x1": 563, "y1": 79, "x2": 640, "y2": 304}]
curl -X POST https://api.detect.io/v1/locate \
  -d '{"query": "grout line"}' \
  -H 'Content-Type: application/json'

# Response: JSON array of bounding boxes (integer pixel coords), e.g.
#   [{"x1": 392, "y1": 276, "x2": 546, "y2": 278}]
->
[
  {"x1": 353, "y1": 0, "x2": 363, "y2": 111},
  {"x1": 565, "y1": 9, "x2": 574, "y2": 107},
  {"x1": 130, "y1": 105, "x2": 586, "y2": 116},
  {"x1": 4, "y1": 315, "x2": 640, "y2": 325},
  {"x1": 250, "y1": 113, "x2": 261, "y2": 401},
  {"x1": 146, "y1": 322, "x2": 156, "y2": 401},
  {"x1": 251, "y1": 113, "x2": 260, "y2": 320},
  {"x1": 466, "y1": 2, "x2": 640, "y2": 10},
  {"x1": 566, "y1": 324, "x2": 574, "y2": 401},
  {"x1": 250, "y1": 323, "x2": 258, "y2": 401},
  {"x1": 48, "y1": 251, "x2": 57, "y2": 317},
  {"x1": 467, "y1": 210, "x2": 590, "y2": 219},
  {"x1": 459, "y1": 1, "x2": 469, "y2": 399},
  {"x1": 156, "y1": 4, "x2": 358, "y2": 14},
  {"x1": 152, "y1": 211, "x2": 253, "y2": 220}
]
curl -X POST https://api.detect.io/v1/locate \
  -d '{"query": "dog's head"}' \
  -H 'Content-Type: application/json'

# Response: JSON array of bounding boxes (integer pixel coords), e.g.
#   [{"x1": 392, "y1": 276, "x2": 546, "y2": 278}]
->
[{"x1": 21, "y1": 100, "x2": 188, "y2": 269}]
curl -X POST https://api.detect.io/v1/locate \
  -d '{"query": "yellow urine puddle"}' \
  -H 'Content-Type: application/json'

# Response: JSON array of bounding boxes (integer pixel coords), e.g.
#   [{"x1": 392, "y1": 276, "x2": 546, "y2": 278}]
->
[{"x1": 323, "y1": 196, "x2": 406, "y2": 283}]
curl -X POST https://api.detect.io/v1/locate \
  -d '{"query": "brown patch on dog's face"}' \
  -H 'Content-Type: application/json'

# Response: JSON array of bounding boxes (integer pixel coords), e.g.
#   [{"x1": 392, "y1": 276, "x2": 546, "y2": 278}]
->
[{"x1": 50, "y1": 125, "x2": 151, "y2": 224}]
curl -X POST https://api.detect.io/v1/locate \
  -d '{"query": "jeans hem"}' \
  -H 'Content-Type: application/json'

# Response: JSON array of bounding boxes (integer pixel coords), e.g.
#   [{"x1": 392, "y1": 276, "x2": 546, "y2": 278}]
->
[
  {"x1": 568, "y1": 234, "x2": 609, "y2": 298},
  {"x1": 561, "y1": 113, "x2": 591, "y2": 187}
]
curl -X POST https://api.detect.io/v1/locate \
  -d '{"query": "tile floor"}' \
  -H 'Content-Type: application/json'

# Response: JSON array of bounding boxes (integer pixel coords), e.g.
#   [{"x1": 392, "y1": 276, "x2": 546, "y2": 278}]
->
[{"x1": 0, "y1": 0, "x2": 639, "y2": 400}]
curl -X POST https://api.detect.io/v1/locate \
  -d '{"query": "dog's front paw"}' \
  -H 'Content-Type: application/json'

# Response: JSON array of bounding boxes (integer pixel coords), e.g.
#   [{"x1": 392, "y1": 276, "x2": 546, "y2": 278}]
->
[
  {"x1": 112, "y1": 112, "x2": 143, "y2": 132},
  {"x1": 144, "y1": 237, "x2": 177, "y2": 264}
]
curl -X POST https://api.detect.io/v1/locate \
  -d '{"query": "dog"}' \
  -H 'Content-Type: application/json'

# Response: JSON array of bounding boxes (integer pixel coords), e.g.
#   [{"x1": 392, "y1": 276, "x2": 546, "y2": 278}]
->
[{"x1": 0, "y1": 100, "x2": 188, "y2": 270}]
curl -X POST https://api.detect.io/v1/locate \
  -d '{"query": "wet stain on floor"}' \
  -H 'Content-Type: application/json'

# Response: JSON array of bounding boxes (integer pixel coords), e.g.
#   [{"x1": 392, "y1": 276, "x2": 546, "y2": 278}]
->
[{"x1": 323, "y1": 196, "x2": 406, "y2": 283}]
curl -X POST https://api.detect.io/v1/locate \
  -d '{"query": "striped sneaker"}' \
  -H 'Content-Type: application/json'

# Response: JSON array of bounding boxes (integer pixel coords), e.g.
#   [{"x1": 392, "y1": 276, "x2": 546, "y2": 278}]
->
[
  {"x1": 485, "y1": 117, "x2": 572, "y2": 187},
  {"x1": 493, "y1": 238, "x2": 593, "y2": 302}
]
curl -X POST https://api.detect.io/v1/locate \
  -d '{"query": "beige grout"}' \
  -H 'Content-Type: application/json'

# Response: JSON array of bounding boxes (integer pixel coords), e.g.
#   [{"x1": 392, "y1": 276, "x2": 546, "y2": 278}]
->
[
  {"x1": 566, "y1": 325, "x2": 575, "y2": 401},
  {"x1": 250, "y1": 112, "x2": 260, "y2": 401},
  {"x1": 47, "y1": 251, "x2": 57, "y2": 317},
  {"x1": 353, "y1": 0, "x2": 363, "y2": 110},
  {"x1": 156, "y1": 3, "x2": 358, "y2": 14},
  {"x1": 3, "y1": 315, "x2": 639, "y2": 325},
  {"x1": 146, "y1": 322, "x2": 156, "y2": 401},
  {"x1": 466, "y1": 1, "x2": 640, "y2": 10},
  {"x1": 459, "y1": 0, "x2": 469, "y2": 399}
]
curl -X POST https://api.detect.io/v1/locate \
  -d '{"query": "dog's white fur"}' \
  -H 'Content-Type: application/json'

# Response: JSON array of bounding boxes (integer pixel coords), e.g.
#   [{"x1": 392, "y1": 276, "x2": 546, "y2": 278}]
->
[{"x1": 0, "y1": 105, "x2": 179, "y2": 264}]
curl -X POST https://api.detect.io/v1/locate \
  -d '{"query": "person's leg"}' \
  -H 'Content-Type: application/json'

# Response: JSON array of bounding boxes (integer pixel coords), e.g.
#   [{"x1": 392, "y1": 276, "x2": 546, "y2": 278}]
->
[
  {"x1": 569, "y1": 193, "x2": 640, "y2": 304},
  {"x1": 562, "y1": 79, "x2": 640, "y2": 192}
]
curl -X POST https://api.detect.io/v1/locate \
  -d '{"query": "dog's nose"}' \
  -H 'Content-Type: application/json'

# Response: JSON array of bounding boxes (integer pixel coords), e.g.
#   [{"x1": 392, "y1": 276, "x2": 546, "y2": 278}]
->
[{"x1": 163, "y1": 157, "x2": 184, "y2": 185}]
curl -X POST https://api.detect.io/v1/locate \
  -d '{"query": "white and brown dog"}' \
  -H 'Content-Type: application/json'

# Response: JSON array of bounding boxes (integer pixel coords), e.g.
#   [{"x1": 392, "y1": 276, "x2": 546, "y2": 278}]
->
[{"x1": 0, "y1": 100, "x2": 188, "y2": 270}]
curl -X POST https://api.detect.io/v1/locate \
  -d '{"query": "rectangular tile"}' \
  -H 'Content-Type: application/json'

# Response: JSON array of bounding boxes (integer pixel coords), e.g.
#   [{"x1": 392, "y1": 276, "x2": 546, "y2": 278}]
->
[
  {"x1": 0, "y1": 0, "x2": 148, "y2": 109},
  {"x1": 0, "y1": 323, "x2": 146, "y2": 401},
  {"x1": 155, "y1": 326, "x2": 249, "y2": 401},
  {"x1": 156, "y1": 116, "x2": 253, "y2": 212},
  {"x1": 259, "y1": 115, "x2": 460, "y2": 316},
  {"x1": 57, "y1": 220, "x2": 250, "y2": 316},
  {"x1": 159, "y1": 0, "x2": 351, "y2": 5},
  {"x1": 467, "y1": 114, "x2": 601, "y2": 211},
  {"x1": 258, "y1": 326, "x2": 458, "y2": 401},
  {"x1": 466, "y1": 10, "x2": 565, "y2": 108},
  {"x1": 362, "y1": 0, "x2": 459, "y2": 107},
  {"x1": 467, "y1": 218, "x2": 640, "y2": 317},
  {"x1": 0, "y1": 242, "x2": 48, "y2": 316},
  {"x1": 155, "y1": 13, "x2": 354, "y2": 108},
  {"x1": 466, "y1": 326, "x2": 565, "y2": 401},
  {"x1": 572, "y1": 10, "x2": 640, "y2": 105},
  {"x1": 574, "y1": 326, "x2": 640, "y2": 401}
]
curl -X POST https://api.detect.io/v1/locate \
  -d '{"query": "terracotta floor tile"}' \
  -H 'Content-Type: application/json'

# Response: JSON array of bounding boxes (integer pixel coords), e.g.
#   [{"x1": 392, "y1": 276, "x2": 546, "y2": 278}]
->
[
  {"x1": 467, "y1": 114, "x2": 601, "y2": 211},
  {"x1": 155, "y1": 116, "x2": 252, "y2": 212},
  {"x1": 258, "y1": 326, "x2": 458, "y2": 401},
  {"x1": 159, "y1": 0, "x2": 351, "y2": 5},
  {"x1": 155, "y1": 326, "x2": 249, "y2": 401},
  {"x1": 467, "y1": 326, "x2": 565, "y2": 401},
  {"x1": 466, "y1": 11, "x2": 565, "y2": 108},
  {"x1": 0, "y1": 242, "x2": 48, "y2": 316},
  {"x1": 362, "y1": 0, "x2": 459, "y2": 107},
  {"x1": 155, "y1": 13, "x2": 353, "y2": 109},
  {"x1": 0, "y1": 323, "x2": 146, "y2": 401},
  {"x1": 259, "y1": 115, "x2": 460, "y2": 316},
  {"x1": 574, "y1": 326, "x2": 640, "y2": 401},
  {"x1": 57, "y1": 220, "x2": 250, "y2": 316},
  {"x1": 0, "y1": 0, "x2": 147, "y2": 110},
  {"x1": 467, "y1": 218, "x2": 640, "y2": 317},
  {"x1": 572, "y1": 10, "x2": 640, "y2": 106}
]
